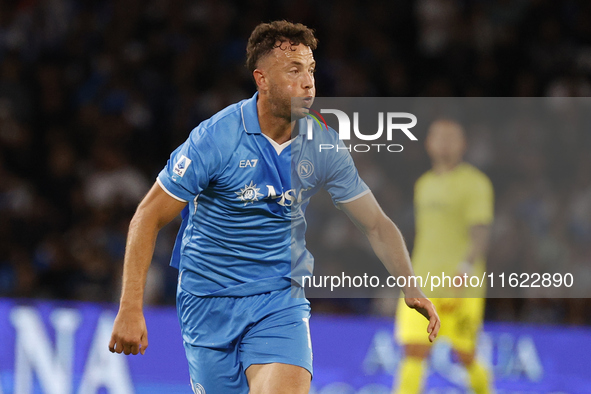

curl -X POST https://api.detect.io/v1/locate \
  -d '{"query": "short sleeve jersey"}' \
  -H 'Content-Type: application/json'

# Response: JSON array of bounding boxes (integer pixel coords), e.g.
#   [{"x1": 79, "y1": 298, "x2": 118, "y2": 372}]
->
[
  {"x1": 158, "y1": 93, "x2": 369, "y2": 296},
  {"x1": 411, "y1": 163, "x2": 494, "y2": 278}
]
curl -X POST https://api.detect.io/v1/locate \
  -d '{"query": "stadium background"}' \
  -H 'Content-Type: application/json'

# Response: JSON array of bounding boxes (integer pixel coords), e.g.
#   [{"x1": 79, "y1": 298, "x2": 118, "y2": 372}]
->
[{"x1": 0, "y1": 0, "x2": 590, "y2": 393}]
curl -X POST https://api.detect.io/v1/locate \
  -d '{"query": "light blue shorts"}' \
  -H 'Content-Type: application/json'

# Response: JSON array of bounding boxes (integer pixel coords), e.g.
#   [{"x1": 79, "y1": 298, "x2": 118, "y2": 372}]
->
[{"x1": 176, "y1": 286, "x2": 313, "y2": 394}]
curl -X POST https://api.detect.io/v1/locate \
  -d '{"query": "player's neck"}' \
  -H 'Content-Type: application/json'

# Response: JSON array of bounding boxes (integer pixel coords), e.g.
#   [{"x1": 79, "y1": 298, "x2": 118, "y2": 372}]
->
[
  {"x1": 432, "y1": 160, "x2": 463, "y2": 174},
  {"x1": 257, "y1": 97, "x2": 293, "y2": 144}
]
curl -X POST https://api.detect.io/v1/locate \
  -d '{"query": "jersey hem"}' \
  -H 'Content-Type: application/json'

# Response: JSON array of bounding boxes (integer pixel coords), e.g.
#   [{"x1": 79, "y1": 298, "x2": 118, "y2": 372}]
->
[{"x1": 180, "y1": 273, "x2": 292, "y2": 297}]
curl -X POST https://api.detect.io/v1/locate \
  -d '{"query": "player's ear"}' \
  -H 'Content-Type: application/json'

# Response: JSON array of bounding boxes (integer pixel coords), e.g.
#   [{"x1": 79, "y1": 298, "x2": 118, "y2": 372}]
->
[{"x1": 253, "y1": 69, "x2": 268, "y2": 91}]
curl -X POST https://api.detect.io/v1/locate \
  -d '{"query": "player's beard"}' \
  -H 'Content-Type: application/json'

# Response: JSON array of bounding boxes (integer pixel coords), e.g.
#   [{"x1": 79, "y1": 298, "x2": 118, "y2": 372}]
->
[{"x1": 268, "y1": 82, "x2": 307, "y2": 121}]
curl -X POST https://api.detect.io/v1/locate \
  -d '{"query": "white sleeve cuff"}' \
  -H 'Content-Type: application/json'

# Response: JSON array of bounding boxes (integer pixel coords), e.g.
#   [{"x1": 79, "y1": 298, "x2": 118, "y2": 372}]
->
[
  {"x1": 156, "y1": 177, "x2": 188, "y2": 202},
  {"x1": 337, "y1": 188, "x2": 371, "y2": 204}
]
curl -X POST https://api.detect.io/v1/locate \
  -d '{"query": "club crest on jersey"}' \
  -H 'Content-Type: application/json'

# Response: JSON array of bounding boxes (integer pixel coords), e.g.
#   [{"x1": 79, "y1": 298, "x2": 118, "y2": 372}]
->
[
  {"x1": 235, "y1": 181, "x2": 264, "y2": 205},
  {"x1": 297, "y1": 160, "x2": 314, "y2": 179},
  {"x1": 172, "y1": 155, "x2": 192, "y2": 181}
]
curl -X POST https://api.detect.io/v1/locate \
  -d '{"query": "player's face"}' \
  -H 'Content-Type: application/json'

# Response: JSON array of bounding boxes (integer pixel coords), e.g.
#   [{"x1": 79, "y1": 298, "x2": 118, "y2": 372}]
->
[
  {"x1": 425, "y1": 122, "x2": 466, "y2": 165},
  {"x1": 259, "y1": 42, "x2": 316, "y2": 121}
]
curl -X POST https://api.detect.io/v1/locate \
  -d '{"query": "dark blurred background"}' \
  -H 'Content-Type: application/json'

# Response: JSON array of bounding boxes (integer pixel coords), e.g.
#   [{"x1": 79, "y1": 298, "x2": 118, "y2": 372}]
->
[{"x1": 0, "y1": 0, "x2": 590, "y2": 324}]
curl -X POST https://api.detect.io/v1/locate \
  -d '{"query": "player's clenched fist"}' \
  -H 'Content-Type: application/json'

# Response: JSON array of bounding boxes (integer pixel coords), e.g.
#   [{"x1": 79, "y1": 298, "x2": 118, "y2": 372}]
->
[{"x1": 109, "y1": 309, "x2": 149, "y2": 355}]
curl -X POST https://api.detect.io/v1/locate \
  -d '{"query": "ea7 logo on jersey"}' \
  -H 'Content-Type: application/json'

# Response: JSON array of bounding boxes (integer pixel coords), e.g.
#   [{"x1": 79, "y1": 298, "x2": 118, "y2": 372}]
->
[
  {"x1": 239, "y1": 159, "x2": 258, "y2": 168},
  {"x1": 172, "y1": 155, "x2": 192, "y2": 180}
]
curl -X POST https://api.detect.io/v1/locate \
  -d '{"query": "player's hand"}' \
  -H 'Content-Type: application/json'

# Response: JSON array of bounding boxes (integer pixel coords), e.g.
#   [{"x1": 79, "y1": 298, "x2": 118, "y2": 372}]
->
[
  {"x1": 404, "y1": 297, "x2": 440, "y2": 343},
  {"x1": 109, "y1": 308, "x2": 149, "y2": 355}
]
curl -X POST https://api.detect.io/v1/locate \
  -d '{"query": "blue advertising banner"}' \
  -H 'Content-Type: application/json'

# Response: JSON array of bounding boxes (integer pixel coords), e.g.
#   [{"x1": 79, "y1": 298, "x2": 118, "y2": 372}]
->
[{"x1": 0, "y1": 298, "x2": 589, "y2": 394}]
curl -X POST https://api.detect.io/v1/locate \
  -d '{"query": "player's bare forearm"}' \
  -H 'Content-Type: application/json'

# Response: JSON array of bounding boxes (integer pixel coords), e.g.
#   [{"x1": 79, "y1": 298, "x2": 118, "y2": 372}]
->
[
  {"x1": 119, "y1": 182, "x2": 186, "y2": 310},
  {"x1": 464, "y1": 224, "x2": 490, "y2": 265},
  {"x1": 365, "y1": 219, "x2": 440, "y2": 341},
  {"x1": 365, "y1": 215, "x2": 418, "y2": 293},
  {"x1": 109, "y1": 182, "x2": 186, "y2": 355},
  {"x1": 341, "y1": 193, "x2": 416, "y2": 291},
  {"x1": 118, "y1": 209, "x2": 161, "y2": 312},
  {"x1": 341, "y1": 192, "x2": 440, "y2": 341}
]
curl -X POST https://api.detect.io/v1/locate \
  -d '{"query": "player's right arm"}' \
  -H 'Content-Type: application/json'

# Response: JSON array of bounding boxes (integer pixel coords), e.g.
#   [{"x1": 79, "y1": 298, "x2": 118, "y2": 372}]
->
[
  {"x1": 340, "y1": 193, "x2": 440, "y2": 342},
  {"x1": 109, "y1": 182, "x2": 187, "y2": 355}
]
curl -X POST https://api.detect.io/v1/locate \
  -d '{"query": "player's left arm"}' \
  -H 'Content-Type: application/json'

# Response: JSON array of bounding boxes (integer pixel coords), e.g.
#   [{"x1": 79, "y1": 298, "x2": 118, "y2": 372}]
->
[
  {"x1": 340, "y1": 192, "x2": 440, "y2": 342},
  {"x1": 459, "y1": 174, "x2": 494, "y2": 274},
  {"x1": 464, "y1": 224, "x2": 491, "y2": 266}
]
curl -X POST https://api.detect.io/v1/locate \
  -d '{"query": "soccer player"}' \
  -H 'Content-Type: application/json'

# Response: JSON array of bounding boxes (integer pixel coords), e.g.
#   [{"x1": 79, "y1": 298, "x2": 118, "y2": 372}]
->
[
  {"x1": 393, "y1": 119, "x2": 494, "y2": 394},
  {"x1": 109, "y1": 21, "x2": 440, "y2": 394}
]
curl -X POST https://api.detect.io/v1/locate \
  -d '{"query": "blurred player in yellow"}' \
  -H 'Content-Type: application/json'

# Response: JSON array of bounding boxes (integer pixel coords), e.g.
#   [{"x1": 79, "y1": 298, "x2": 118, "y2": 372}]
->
[{"x1": 393, "y1": 120, "x2": 494, "y2": 394}]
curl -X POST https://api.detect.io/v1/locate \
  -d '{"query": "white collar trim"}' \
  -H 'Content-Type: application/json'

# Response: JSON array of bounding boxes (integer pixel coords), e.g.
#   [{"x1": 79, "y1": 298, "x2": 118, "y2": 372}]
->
[{"x1": 262, "y1": 133, "x2": 292, "y2": 155}]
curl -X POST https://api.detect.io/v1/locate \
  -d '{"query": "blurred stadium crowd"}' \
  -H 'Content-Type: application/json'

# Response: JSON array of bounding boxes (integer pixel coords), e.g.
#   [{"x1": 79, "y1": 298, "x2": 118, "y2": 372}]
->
[{"x1": 0, "y1": 0, "x2": 590, "y2": 324}]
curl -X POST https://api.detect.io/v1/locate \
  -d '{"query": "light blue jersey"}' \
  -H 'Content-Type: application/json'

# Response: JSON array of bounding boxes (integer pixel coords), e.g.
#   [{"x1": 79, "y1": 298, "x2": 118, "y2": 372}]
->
[{"x1": 158, "y1": 93, "x2": 369, "y2": 297}]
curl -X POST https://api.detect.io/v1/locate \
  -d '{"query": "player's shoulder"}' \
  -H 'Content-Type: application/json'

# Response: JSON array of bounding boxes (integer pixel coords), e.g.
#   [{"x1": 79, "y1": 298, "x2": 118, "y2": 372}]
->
[
  {"x1": 306, "y1": 122, "x2": 341, "y2": 144},
  {"x1": 456, "y1": 163, "x2": 491, "y2": 183},
  {"x1": 456, "y1": 163, "x2": 494, "y2": 196},
  {"x1": 415, "y1": 169, "x2": 435, "y2": 187},
  {"x1": 198, "y1": 99, "x2": 245, "y2": 135},
  {"x1": 299, "y1": 121, "x2": 345, "y2": 162},
  {"x1": 325, "y1": 125, "x2": 342, "y2": 142}
]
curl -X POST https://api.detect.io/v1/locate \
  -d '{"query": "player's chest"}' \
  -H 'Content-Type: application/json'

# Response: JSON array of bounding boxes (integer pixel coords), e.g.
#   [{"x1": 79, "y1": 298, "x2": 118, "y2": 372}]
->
[
  {"x1": 212, "y1": 139, "x2": 319, "y2": 208},
  {"x1": 416, "y1": 177, "x2": 465, "y2": 215}
]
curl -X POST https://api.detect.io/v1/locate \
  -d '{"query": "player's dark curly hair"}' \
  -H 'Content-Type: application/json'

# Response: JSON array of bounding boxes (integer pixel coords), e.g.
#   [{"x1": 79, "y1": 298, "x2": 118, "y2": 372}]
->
[{"x1": 246, "y1": 20, "x2": 318, "y2": 73}]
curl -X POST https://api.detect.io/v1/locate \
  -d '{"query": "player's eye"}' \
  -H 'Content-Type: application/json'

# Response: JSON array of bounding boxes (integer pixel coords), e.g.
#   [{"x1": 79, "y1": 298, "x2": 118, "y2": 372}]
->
[{"x1": 290, "y1": 69, "x2": 299, "y2": 74}]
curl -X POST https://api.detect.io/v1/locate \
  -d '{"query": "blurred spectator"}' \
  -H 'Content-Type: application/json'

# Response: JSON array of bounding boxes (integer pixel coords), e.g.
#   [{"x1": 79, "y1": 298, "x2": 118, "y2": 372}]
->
[{"x1": 83, "y1": 143, "x2": 149, "y2": 209}]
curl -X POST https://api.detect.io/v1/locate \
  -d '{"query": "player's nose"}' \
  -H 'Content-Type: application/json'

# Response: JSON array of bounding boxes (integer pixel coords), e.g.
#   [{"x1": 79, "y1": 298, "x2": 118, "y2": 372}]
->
[{"x1": 301, "y1": 71, "x2": 314, "y2": 90}]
